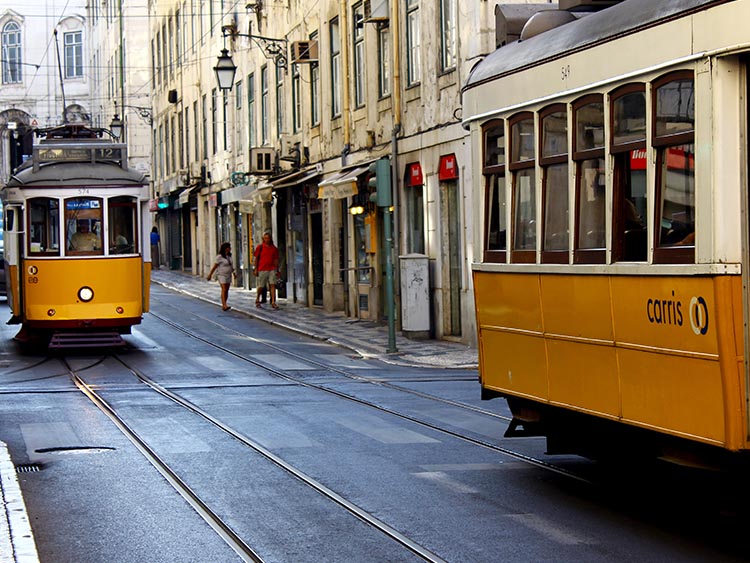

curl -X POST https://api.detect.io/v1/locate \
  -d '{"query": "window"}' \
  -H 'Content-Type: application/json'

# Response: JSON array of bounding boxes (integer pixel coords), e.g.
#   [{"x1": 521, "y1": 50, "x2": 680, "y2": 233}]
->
[
  {"x1": 539, "y1": 105, "x2": 569, "y2": 263},
  {"x1": 28, "y1": 198, "x2": 60, "y2": 256},
  {"x1": 2, "y1": 22, "x2": 22, "y2": 84},
  {"x1": 202, "y1": 94, "x2": 208, "y2": 159},
  {"x1": 291, "y1": 65, "x2": 301, "y2": 133},
  {"x1": 211, "y1": 88, "x2": 218, "y2": 155},
  {"x1": 573, "y1": 95, "x2": 605, "y2": 263},
  {"x1": 439, "y1": 0, "x2": 456, "y2": 72},
  {"x1": 653, "y1": 71, "x2": 695, "y2": 263},
  {"x1": 310, "y1": 31, "x2": 320, "y2": 126},
  {"x1": 610, "y1": 84, "x2": 647, "y2": 262},
  {"x1": 276, "y1": 64, "x2": 285, "y2": 136},
  {"x1": 509, "y1": 113, "x2": 536, "y2": 263},
  {"x1": 405, "y1": 165, "x2": 425, "y2": 254},
  {"x1": 183, "y1": 107, "x2": 189, "y2": 168},
  {"x1": 378, "y1": 25, "x2": 390, "y2": 98},
  {"x1": 482, "y1": 120, "x2": 506, "y2": 262},
  {"x1": 64, "y1": 31, "x2": 83, "y2": 78},
  {"x1": 236, "y1": 79, "x2": 243, "y2": 151},
  {"x1": 247, "y1": 73, "x2": 256, "y2": 147},
  {"x1": 352, "y1": 3, "x2": 365, "y2": 108},
  {"x1": 193, "y1": 100, "x2": 200, "y2": 162},
  {"x1": 223, "y1": 90, "x2": 228, "y2": 151},
  {"x1": 65, "y1": 198, "x2": 103, "y2": 255},
  {"x1": 406, "y1": 0, "x2": 420, "y2": 85},
  {"x1": 330, "y1": 19, "x2": 341, "y2": 117},
  {"x1": 261, "y1": 65, "x2": 269, "y2": 143},
  {"x1": 109, "y1": 197, "x2": 137, "y2": 254},
  {"x1": 165, "y1": 119, "x2": 171, "y2": 176}
]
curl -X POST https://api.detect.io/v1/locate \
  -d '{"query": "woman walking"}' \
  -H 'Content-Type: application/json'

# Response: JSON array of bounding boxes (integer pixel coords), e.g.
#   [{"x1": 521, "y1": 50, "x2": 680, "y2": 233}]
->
[
  {"x1": 150, "y1": 226, "x2": 160, "y2": 269},
  {"x1": 207, "y1": 242, "x2": 236, "y2": 311},
  {"x1": 253, "y1": 230, "x2": 280, "y2": 309}
]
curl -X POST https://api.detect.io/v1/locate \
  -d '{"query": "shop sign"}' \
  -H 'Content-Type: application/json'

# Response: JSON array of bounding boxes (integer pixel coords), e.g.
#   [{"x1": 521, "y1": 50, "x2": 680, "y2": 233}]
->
[
  {"x1": 438, "y1": 154, "x2": 459, "y2": 180},
  {"x1": 406, "y1": 162, "x2": 423, "y2": 187}
]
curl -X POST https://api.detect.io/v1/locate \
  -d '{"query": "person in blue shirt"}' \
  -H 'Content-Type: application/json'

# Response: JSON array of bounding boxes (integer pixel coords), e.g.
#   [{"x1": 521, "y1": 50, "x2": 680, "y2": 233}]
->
[{"x1": 150, "y1": 226, "x2": 160, "y2": 269}]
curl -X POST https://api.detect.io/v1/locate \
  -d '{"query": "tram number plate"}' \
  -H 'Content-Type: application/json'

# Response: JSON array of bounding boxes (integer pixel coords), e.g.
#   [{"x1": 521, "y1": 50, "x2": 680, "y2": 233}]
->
[{"x1": 27, "y1": 276, "x2": 39, "y2": 284}]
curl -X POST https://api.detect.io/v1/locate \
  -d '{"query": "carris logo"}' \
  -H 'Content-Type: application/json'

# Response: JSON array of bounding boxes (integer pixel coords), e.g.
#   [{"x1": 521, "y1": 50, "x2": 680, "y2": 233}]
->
[{"x1": 646, "y1": 291, "x2": 709, "y2": 336}]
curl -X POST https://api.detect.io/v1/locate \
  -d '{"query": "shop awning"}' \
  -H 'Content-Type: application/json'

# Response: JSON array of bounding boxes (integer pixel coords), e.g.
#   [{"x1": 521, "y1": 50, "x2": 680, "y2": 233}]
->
[
  {"x1": 317, "y1": 165, "x2": 369, "y2": 199},
  {"x1": 271, "y1": 167, "x2": 321, "y2": 190},
  {"x1": 177, "y1": 184, "x2": 201, "y2": 205}
]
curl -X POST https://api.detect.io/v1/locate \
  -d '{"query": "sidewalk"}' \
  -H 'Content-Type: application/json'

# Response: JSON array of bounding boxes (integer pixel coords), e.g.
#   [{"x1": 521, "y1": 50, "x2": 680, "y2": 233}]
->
[{"x1": 151, "y1": 268, "x2": 478, "y2": 370}]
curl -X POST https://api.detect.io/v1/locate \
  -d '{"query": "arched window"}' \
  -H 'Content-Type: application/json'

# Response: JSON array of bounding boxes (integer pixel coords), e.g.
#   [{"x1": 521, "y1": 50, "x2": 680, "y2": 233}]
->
[{"x1": 2, "y1": 22, "x2": 22, "y2": 84}]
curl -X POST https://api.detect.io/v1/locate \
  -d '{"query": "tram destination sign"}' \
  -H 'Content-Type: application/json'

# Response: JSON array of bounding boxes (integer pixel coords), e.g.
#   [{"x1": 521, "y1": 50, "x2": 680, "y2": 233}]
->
[{"x1": 33, "y1": 145, "x2": 125, "y2": 166}]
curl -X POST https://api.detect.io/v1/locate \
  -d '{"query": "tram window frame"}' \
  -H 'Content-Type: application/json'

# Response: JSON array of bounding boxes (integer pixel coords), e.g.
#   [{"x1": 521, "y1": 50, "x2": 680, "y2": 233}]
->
[
  {"x1": 610, "y1": 83, "x2": 647, "y2": 262},
  {"x1": 509, "y1": 112, "x2": 536, "y2": 263},
  {"x1": 108, "y1": 196, "x2": 138, "y2": 255},
  {"x1": 27, "y1": 197, "x2": 61, "y2": 256},
  {"x1": 539, "y1": 104, "x2": 569, "y2": 264},
  {"x1": 652, "y1": 71, "x2": 695, "y2": 264},
  {"x1": 64, "y1": 197, "x2": 104, "y2": 256},
  {"x1": 572, "y1": 95, "x2": 606, "y2": 264},
  {"x1": 482, "y1": 119, "x2": 507, "y2": 263}
]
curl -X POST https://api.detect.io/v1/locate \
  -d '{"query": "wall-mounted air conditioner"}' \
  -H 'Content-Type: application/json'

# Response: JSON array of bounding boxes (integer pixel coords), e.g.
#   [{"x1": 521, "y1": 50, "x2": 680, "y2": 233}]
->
[
  {"x1": 291, "y1": 40, "x2": 318, "y2": 64},
  {"x1": 250, "y1": 147, "x2": 275, "y2": 174}
]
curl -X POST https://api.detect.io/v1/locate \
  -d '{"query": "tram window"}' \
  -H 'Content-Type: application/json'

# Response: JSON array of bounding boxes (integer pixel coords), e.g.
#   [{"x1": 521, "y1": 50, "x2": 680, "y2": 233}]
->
[
  {"x1": 575, "y1": 159, "x2": 606, "y2": 256},
  {"x1": 573, "y1": 96, "x2": 605, "y2": 263},
  {"x1": 540, "y1": 106, "x2": 569, "y2": 263},
  {"x1": 611, "y1": 85, "x2": 647, "y2": 262},
  {"x1": 486, "y1": 174, "x2": 507, "y2": 254},
  {"x1": 65, "y1": 197, "x2": 103, "y2": 255},
  {"x1": 27, "y1": 198, "x2": 60, "y2": 256},
  {"x1": 482, "y1": 119, "x2": 506, "y2": 262},
  {"x1": 109, "y1": 196, "x2": 137, "y2": 254},
  {"x1": 653, "y1": 72, "x2": 695, "y2": 263},
  {"x1": 509, "y1": 113, "x2": 536, "y2": 263}
]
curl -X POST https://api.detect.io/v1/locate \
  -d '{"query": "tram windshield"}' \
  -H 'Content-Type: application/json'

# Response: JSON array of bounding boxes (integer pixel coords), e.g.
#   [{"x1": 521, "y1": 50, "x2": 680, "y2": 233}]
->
[{"x1": 65, "y1": 198, "x2": 103, "y2": 255}]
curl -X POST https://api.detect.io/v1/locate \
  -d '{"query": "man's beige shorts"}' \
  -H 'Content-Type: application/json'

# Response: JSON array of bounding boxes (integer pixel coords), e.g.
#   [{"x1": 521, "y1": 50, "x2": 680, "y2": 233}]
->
[{"x1": 256, "y1": 270, "x2": 277, "y2": 288}]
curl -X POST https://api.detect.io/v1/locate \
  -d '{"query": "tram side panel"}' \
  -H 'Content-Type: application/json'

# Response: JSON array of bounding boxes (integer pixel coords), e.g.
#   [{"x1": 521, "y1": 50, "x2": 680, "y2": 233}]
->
[{"x1": 475, "y1": 271, "x2": 747, "y2": 451}]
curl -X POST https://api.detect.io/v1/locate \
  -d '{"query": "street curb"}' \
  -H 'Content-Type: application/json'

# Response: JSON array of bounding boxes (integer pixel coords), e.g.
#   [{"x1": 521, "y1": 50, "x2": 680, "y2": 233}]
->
[{"x1": 0, "y1": 442, "x2": 39, "y2": 563}]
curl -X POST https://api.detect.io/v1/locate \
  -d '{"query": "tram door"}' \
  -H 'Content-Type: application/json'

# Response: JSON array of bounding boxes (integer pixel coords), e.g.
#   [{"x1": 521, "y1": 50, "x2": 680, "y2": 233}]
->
[{"x1": 2, "y1": 205, "x2": 22, "y2": 316}]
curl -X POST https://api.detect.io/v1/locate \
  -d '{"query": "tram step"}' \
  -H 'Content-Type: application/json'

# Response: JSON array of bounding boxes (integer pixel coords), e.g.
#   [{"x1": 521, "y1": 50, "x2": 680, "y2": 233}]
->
[{"x1": 49, "y1": 332, "x2": 125, "y2": 349}]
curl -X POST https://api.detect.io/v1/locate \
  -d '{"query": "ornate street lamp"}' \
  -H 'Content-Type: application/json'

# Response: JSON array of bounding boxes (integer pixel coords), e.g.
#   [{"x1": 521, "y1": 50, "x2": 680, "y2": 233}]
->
[
  {"x1": 109, "y1": 114, "x2": 123, "y2": 139},
  {"x1": 214, "y1": 48, "x2": 238, "y2": 92}
]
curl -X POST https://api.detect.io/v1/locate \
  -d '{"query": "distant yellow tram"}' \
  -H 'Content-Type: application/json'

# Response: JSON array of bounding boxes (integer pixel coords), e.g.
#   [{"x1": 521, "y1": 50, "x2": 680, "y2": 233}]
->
[
  {"x1": 1, "y1": 125, "x2": 151, "y2": 348},
  {"x1": 463, "y1": 0, "x2": 750, "y2": 464}
]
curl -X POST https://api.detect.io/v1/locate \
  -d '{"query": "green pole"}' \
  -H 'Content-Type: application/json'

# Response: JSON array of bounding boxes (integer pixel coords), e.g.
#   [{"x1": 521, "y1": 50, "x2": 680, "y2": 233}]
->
[{"x1": 384, "y1": 207, "x2": 397, "y2": 353}]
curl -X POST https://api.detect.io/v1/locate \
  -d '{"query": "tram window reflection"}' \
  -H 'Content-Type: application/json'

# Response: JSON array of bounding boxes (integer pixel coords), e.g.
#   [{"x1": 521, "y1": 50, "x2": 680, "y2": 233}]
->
[
  {"x1": 109, "y1": 196, "x2": 137, "y2": 254},
  {"x1": 65, "y1": 197, "x2": 103, "y2": 255},
  {"x1": 28, "y1": 197, "x2": 60, "y2": 256}
]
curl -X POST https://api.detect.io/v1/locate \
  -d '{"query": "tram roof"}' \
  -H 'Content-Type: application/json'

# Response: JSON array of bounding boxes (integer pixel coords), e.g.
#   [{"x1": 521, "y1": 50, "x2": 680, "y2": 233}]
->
[
  {"x1": 464, "y1": 0, "x2": 723, "y2": 92},
  {"x1": 6, "y1": 160, "x2": 146, "y2": 188}
]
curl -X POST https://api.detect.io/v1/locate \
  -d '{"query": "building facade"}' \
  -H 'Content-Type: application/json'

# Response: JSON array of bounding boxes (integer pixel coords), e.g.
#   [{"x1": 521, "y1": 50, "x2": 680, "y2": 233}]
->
[{"x1": 0, "y1": 0, "x2": 92, "y2": 183}]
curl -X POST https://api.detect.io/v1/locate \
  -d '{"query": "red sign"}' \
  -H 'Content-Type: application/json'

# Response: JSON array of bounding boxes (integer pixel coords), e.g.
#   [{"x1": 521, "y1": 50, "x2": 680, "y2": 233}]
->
[
  {"x1": 438, "y1": 154, "x2": 459, "y2": 180},
  {"x1": 406, "y1": 162, "x2": 423, "y2": 187}
]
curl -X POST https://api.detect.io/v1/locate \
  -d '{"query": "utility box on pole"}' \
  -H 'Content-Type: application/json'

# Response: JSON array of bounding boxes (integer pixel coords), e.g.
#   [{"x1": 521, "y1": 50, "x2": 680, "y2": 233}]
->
[{"x1": 399, "y1": 254, "x2": 430, "y2": 339}]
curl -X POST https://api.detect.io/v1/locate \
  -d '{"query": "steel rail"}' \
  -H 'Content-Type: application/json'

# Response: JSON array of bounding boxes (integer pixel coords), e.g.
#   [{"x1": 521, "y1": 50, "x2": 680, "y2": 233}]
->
[
  {"x1": 60, "y1": 359, "x2": 266, "y2": 563},
  {"x1": 111, "y1": 354, "x2": 451, "y2": 563},
  {"x1": 148, "y1": 306, "x2": 511, "y2": 423},
  {"x1": 148, "y1": 312, "x2": 590, "y2": 483}
]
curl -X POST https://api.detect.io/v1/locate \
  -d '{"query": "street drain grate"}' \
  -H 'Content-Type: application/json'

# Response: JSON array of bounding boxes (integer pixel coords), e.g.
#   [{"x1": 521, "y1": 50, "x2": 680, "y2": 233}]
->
[{"x1": 16, "y1": 464, "x2": 42, "y2": 473}]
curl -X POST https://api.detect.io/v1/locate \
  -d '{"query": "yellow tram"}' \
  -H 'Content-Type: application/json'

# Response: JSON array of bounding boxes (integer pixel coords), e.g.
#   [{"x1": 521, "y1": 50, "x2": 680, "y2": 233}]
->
[
  {"x1": 1, "y1": 125, "x2": 151, "y2": 347},
  {"x1": 463, "y1": 0, "x2": 750, "y2": 464}
]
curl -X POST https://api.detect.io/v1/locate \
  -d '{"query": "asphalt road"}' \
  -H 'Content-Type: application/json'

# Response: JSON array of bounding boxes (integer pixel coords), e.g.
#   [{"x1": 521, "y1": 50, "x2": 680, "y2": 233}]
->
[{"x1": 0, "y1": 286, "x2": 748, "y2": 563}]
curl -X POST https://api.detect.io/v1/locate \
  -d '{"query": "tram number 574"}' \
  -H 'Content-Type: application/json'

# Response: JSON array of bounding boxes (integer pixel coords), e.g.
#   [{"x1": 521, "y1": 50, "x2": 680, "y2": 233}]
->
[{"x1": 561, "y1": 65, "x2": 571, "y2": 81}]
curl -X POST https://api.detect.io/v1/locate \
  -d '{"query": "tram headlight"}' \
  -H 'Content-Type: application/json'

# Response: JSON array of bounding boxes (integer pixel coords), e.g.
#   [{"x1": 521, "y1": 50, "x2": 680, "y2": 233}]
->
[{"x1": 78, "y1": 286, "x2": 94, "y2": 302}]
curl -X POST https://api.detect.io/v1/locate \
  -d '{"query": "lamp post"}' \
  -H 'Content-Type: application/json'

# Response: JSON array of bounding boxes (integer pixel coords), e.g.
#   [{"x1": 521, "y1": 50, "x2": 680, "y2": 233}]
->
[
  {"x1": 214, "y1": 25, "x2": 288, "y2": 92},
  {"x1": 109, "y1": 114, "x2": 123, "y2": 139}
]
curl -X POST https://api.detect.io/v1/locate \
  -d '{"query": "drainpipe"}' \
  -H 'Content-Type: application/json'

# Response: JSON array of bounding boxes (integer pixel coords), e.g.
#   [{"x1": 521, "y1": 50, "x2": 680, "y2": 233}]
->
[
  {"x1": 119, "y1": 0, "x2": 126, "y2": 139},
  {"x1": 390, "y1": 0, "x2": 402, "y2": 322},
  {"x1": 340, "y1": 0, "x2": 352, "y2": 162}
]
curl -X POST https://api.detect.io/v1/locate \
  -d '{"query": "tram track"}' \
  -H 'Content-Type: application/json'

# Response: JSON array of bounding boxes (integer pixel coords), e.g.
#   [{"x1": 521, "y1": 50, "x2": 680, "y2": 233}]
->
[
  {"x1": 148, "y1": 302, "x2": 509, "y2": 423},
  {"x1": 59, "y1": 357, "x2": 266, "y2": 563},
  {"x1": 147, "y1": 308, "x2": 589, "y2": 483},
  {"x1": 60, "y1": 353, "x2": 452, "y2": 563}
]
